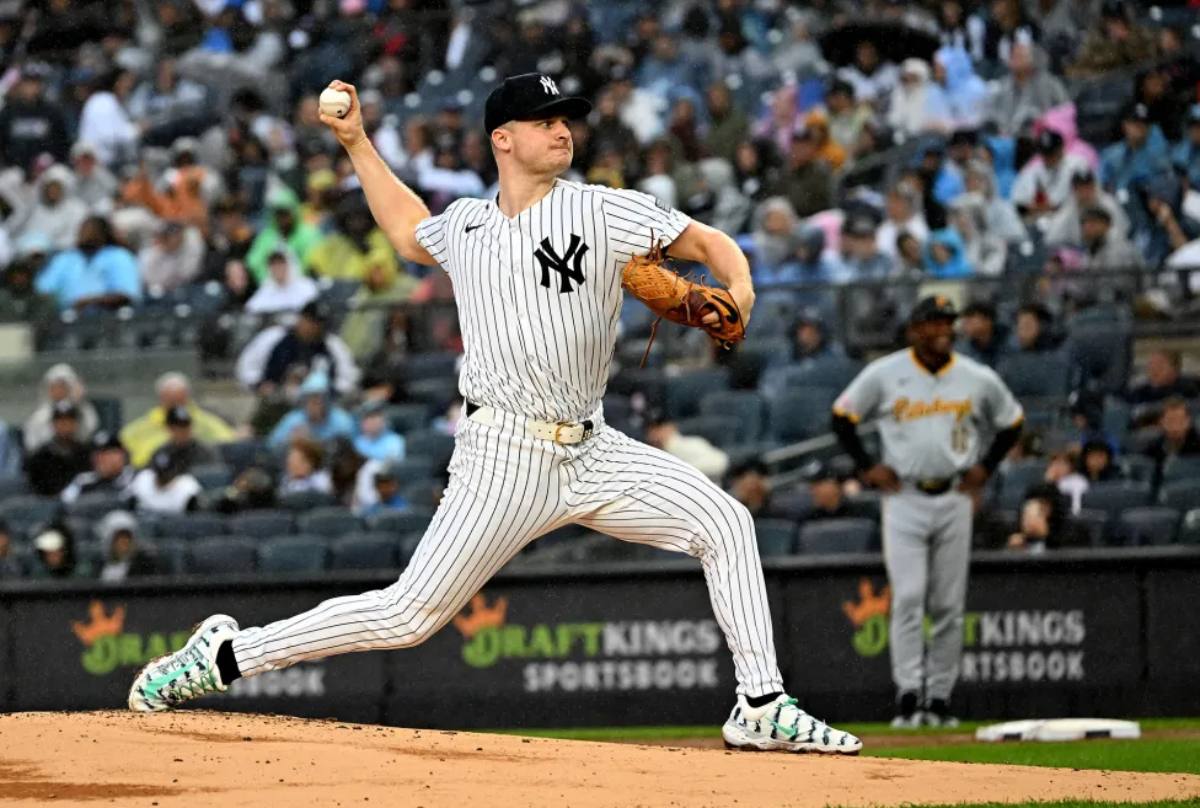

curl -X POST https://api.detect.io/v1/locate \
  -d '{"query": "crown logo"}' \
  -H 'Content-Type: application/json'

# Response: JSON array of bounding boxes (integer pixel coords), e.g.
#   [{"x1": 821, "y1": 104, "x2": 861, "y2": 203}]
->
[
  {"x1": 72, "y1": 600, "x2": 126, "y2": 647},
  {"x1": 842, "y1": 579, "x2": 890, "y2": 627},
  {"x1": 453, "y1": 593, "x2": 508, "y2": 638}
]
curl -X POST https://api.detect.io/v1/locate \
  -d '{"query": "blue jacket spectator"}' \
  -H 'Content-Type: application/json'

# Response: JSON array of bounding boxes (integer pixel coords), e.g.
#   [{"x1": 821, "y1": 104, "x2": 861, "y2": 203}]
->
[
  {"x1": 923, "y1": 228, "x2": 973, "y2": 278},
  {"x1": 268, "y1": 371, "x2": 356, "y2": 451},
  {"x1": 1170, "y1": 104, "x2": 1200, "y2": 189},
  {"x1": 352, "y1": 402, "x2": 406, "y2": 463},
  {"x1": 1099, "y1": 105, "x2": 1173, "y2": 193},
  {"x1": 35, "y1": 216, "x2": 141, "y2": 311}
]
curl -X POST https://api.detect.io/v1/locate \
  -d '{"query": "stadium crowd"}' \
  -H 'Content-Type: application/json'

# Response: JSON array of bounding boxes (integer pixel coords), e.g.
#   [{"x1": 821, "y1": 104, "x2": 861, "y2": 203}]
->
[{"x1": 1, "y1": 0, "x2": 1200, "y2": 581}]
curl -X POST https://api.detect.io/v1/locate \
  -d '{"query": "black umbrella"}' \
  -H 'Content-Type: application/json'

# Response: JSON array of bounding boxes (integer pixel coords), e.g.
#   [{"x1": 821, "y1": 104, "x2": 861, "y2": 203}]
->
[{"x1": 819, "y1": 22, "x2": 941, "y2": 67}]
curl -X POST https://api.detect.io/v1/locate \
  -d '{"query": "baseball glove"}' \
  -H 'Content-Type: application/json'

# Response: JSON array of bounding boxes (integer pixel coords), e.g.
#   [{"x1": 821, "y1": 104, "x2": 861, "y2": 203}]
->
[{"x1": 620, "y1": 238, "x2": 745, "y2": 366}]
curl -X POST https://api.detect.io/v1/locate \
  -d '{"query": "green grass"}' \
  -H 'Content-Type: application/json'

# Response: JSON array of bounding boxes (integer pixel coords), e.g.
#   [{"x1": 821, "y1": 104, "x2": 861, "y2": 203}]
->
[{"x1": 864, "y1": 738, "x2": 1200, "y2": 775}]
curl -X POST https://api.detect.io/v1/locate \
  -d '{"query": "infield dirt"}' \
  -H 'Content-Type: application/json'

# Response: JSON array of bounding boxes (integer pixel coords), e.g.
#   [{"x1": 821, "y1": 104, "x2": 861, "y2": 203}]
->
[{"x1": 1, "y1": 711, "x2": 1198, "y2": 807}]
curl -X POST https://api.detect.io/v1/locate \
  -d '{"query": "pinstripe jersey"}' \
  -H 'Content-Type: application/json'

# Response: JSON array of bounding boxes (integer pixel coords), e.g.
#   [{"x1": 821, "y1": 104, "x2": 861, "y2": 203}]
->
[{"x1": 414, "y1": 179, "x2": 690, "y2": 423}]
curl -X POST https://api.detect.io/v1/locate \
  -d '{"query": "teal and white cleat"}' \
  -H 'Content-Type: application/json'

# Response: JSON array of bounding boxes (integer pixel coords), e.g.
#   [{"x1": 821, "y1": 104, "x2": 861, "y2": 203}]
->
[
  {"x1": 128, "y1": 614, "x2": 239, "y2": 712},
  {"x1": 722, "y1": 694, "x2": 863, "y2": 754}
]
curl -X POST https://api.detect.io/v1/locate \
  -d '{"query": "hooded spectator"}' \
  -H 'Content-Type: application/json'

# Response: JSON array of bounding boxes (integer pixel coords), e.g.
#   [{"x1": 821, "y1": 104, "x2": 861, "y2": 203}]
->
[
  {"x1": 267, "y1": 370, "x2": 356, "y2": 451},
  {"x1": 963, "y1": 160, "x2": 1026, "y2": 244},
  {"x1": 237, "y1": 301, "x2": 361, "y2": 397},
  {"x1": 25, "y1": 401, "x2": 91, "y2": 496},
  {"x1": 0, "y1": 63, "x2": 70, "y2": 172},
  {"x1": 18, "y1": 164, "x2": 89, "y2": 251},
  {"x1": 128, "y1": 446, "x2": 202, "y2": 515},
  {"x1": 887, "y1": 59, "x2": 951, "y2": 136},
  {"x1": 949, "y1": 193, "x2": 1007, "y2": 276},
  {"x1": 139, "y1": 221, "x2": 206, "y2": 293},
  {"x1": 28, "y1": 524, "x2": 89, "y2": 580},
  {"x1": 876, "y1": 182, "x2": 929, "y2": 259},
  {"x1": 76, "y1": 69, "x2": 141, "y2": 166},
  {"x1": 340, "y1": 260, "x2": 419, "y2": 362},
  {"x1": 792, "y1": 311, "x2": 845, "y2": 362},
  {"x1": 803, "y1": 111, "x2": 847, "y2": 172},
  {"x1": 245, "y1": 186, "x2": 323, "y2": 282},
  {"x1": 244, "y1": 249, "x2": 318, "y2": 315},
  {"x1": 986, "y1": 43, "x2": 1069, "y2": 136},
  {"x1": 35, "y1": 215, "x2": 141, "y2": 311},
  {"x1": 933, "y1": 45, "x2": 988, "y2": 128},
  {"x1": 923, "y1": 227, "x2": 973, "y2": 278},
  {"x1": 70, "y1": 142, "x2": 119, "y2": 213},
  {"x1": 750, "y1": 197, "x2": 803, "y2": 276},
  {"x1": 61, "y1": 430, "x2": 135, "y2": 505},
  {"x1": 24, "y1": 363, "x2": 100, "y2": 451},
  {"x1": 96, "y1": 511, "x2": 157, "y2": 581},
  {"x1": 120, "y1": 372, "x2": 237, "y2": 467},
  {"x1": 308, "y1": 194, "x2": 402, "y2": 283},
  {"x1": 822, "y1": 80, "x2": 872, "y2": 156}
]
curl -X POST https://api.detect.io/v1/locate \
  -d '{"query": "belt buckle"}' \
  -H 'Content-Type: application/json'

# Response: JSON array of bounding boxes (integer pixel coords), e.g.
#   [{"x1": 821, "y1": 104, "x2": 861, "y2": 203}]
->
[{"x1": 553, "y1": 421, "x2": 572, "y2": 444}]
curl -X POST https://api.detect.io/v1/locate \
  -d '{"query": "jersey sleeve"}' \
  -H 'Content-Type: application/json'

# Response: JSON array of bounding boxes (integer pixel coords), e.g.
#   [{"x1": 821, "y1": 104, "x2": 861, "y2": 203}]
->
[
  {"x1": 982, "y1": 367, "x2": 1025, "y2": 429},
  {"x1": 600, "y1": 188, "x2": 691, "y2": 259},
  {"x1": 833, "y1": 365, "x2": 884, "y2": 423},
  {"x1": 414, "y1": 212, "x2": 450, "y2": 270}
]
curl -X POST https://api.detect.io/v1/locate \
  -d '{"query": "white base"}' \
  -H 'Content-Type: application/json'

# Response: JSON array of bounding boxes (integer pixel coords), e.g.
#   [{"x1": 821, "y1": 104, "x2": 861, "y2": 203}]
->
[{"x1": 975, "y1": 718, "x2": 1141, "y2": 743}]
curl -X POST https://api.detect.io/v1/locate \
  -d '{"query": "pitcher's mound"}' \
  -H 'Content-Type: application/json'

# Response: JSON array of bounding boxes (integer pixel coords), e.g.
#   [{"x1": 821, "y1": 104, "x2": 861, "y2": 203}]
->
[{"x1": 1, "y1": 711, "x2": 1198, "y2": 807}]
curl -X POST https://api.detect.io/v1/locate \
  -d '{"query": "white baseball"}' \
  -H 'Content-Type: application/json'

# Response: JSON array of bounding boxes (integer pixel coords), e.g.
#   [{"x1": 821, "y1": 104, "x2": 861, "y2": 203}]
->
[{"x1": 319, "y1": 87, "x2": 352, "y2": 119}]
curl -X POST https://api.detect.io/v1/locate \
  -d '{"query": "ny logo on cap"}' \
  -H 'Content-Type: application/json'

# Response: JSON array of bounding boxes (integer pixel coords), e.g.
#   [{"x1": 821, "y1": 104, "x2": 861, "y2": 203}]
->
[{"x1": 540, "y1": 76, "x2": 559, "y2": 96}]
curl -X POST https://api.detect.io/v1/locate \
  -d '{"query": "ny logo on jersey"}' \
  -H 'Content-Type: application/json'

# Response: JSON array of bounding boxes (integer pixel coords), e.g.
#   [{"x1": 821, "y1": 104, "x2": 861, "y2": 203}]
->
[
  {"x1": 533, "y1": 234, "x2": 589, "y2": 293},
  {"x1": 540, "y1": 76, "x2": 559, "y2": 96}
]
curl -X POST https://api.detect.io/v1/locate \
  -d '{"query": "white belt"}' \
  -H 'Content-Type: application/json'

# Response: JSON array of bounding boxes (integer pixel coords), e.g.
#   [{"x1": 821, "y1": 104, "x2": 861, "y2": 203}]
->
[{"x1": 466, "y1": 403, "x2": 596, "y2": 445}]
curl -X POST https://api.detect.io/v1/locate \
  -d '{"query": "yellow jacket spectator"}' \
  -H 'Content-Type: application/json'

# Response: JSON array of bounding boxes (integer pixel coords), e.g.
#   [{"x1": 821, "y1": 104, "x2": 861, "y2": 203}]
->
[
  {"x1": 340, "y1": 263, "x2": 419, "y2": 360},
  {"x1": 120, "y1": 372, "x2": 237, "y2": 467},
  {"x1": 308, "y1": 195, "x2": 399, "y2": 282}
]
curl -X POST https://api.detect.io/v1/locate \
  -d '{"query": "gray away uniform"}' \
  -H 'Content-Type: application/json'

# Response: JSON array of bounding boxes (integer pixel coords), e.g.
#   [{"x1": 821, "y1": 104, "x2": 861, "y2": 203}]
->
[{"x1": 834, "y1": 349, "x2": 1023, "y2": 700}]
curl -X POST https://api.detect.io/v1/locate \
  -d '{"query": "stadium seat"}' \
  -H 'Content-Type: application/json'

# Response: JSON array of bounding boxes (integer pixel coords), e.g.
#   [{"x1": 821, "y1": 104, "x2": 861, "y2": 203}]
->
[
  {"x1": 366, "y1": 509, "x2": 434, "y2": 536},
  {"x1": 397, "y1": 530, "x2": 429, "y2": 561},
  {"x1": 188, "y1": 536, "x2": 257, "y2": 575},
  {"x1": 330, "y1": 534, "x2": 399, "y2": 570},
  {"x1": 390, "y1": 456, "x2": 437, "y2": 481},
  {"x1": 402, "y1": 480, "x2": 442, "y2": 509},
  {"x1": 405, "y1": 377, "x2": 460, "y2": 410},
  {"x1": 67, "y1": 491, "x2": 128, "y2": 521},
  {"x1": 1116, "y1": 507, "x2": 1180, "y2": 546},
  {"x1": 1073, "y1": 508, "x2": 1111, "y2": 547},
  {"x1": 698, "y1": 390, "x2": 766, "y2": 443},
  {"x1": 229, "y1": 510, "x2": 294, "y2": 537},
  {"x1": 0, "y1": 496, "x2": 62, "y2": 537},
  {"x1": 88, "y1": 396, "x2": 124, "y2": 434},
  {"x1": 768, "y1": 388, "x2": 839, "y2": 443},
  {"x1": 149, "y1": 512, "x2": 228, "y2": 541},
  {"x1": 404, "y1": 431, "x2": 456, "y2": 469},
  {"x1": 754, "y1": 519, "x2": 797, "y2": 557},
  {"x1": 675, "y1": 415, "x2": 742, "y2": 450},
  {"x1": 1159, "y1": 480, "x2": 1200, "y2": 512},
  {"x1": 258, "y1": 535, "x2": 329, "y2": 574},
  {"x1": 665, "y1": 368, "x2": 732, "y2": 420},
  {"x1": 1119, "y1": 454, "x2": 1156, "y2": 484},
  {"x1": 1179, "y1": 509, "x2": 1200, "y2": 545},
  {"x1": 1102, "y1": 397, "x2": 1131, "y2": 441},
  {"x1": 0, "y1": 477, "x2": 29, "y2": 501},
  {"x1": 997, "y1": 460, "x2": 1048, "y2": 508},
  {"x1": 385, "y1": 403, "x2": 432, "y2": 435},
  {"x1": 278, "y1": 490, "x2": 338, "y2": 511},
  {"x1": 601, "y1": 394, "x2": 632, "y2": 432},
  {"x1": 217, "y1": 439, "x2": 268, "y2": 475},
  {"x1": 997, "y1": 353, "x2": 1071, "y2": 399},
  {"x1": 191, "y1": 463, "x2": 233, "y2": 490},
  {"x1": 1066, "y1": 325, "x2": 1131, "y2": 394},
  {"x1": 607, "y1": 367, "x2": 667, "y2": 407},
  {"x1": 1161, "y1": 458, "x2": 1200, "y2": 486},
  {"x1": 1079, "y1": 481, "x2": 1153, "y2": 517},
  {"x1": 798, "y1": 518, "x2": 876, "y2": 554},
  {"x1": 152, "y1": 538, "x2": 188, "y2": 575},
  {"x1": 782, "y1": 356, "x2": 864, "y2": 391},
  {"x1": 296, "y1": 507, "x2": 360, "y2": 538},
  {"x1": 402, "y1": 351, "x2": 460, "y2": 381}
]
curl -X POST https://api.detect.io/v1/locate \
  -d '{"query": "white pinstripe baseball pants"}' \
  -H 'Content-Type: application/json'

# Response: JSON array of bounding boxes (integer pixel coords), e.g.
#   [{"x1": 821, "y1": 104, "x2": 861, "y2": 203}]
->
[{"x1": 231, "y1": 408, "x2": 785, "y2": 697}]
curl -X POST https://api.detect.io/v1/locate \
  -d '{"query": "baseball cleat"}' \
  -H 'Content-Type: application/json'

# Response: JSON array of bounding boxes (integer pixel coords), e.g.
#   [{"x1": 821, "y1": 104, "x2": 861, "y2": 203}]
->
[
  {"x1": 128, "y1": 614, "x2": 239, "y2": 712},
  {"x1": 890, "y1": 690, "x2": 923, "y2": 729},
  {"x1": 722, "y1": 694, "x2": 862, "y2": 754},
  {"x1": 922, "y1": 698, "x2": 959, "y2": 728}
]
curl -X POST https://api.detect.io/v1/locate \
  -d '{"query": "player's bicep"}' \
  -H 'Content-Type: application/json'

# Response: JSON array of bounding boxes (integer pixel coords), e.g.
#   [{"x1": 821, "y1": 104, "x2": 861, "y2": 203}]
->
[
  {"x1": 392, "y1": 223, "x2": 440, "y2": 267},
  {"x1": 833, "y1": 370, "x2": 883, "y2": 423}
]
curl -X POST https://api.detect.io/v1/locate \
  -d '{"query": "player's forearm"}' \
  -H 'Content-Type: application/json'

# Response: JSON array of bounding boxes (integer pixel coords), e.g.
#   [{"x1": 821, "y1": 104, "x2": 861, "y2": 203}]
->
[
  {"x1": 831, "y1": 413, "x2": 874, "y2": 471},
  {"x1": 345, "y1": 138, "x2": 431, "y2": 261},
  {"x1": 701, "y1": 229, "x2": 753, "y2": 296},
  {"x1": 980, "y1": 422, "x2": 1023, "y2": 474}
]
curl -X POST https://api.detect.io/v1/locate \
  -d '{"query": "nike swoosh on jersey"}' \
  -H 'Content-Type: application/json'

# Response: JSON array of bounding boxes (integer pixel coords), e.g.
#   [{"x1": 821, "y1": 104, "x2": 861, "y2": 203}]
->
[{"x1": 465, "y1": 223, "x2": 485, "y2": 233}]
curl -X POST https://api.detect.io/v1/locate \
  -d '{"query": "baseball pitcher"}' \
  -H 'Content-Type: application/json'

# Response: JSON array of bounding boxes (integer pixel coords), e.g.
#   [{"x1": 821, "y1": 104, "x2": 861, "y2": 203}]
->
[
  {"x1": 128, "y1": 73, "x2": 861, "y2": 754},
  {"x1": 832, "y1": 296, "x2": 1024, "y2": 727}
]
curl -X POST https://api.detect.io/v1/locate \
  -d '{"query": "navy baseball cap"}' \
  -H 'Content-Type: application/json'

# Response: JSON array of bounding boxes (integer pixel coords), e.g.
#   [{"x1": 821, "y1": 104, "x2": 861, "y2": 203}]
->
[
  {"x1": 909, "y1": 295, "x2": 958, "y2": 324},
  {"x1": 483, "y1": 73, "x2": 591, "y2": 134}
]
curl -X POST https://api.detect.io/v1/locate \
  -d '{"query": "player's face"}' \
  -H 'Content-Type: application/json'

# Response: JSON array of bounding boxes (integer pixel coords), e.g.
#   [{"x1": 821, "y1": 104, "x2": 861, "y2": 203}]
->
[
  {"x1": 912, "y1": 317, "x2": 955, "y2": 357},
  {"x1": 507, "y1": 116, "x2": 573, "y2": 174}
]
